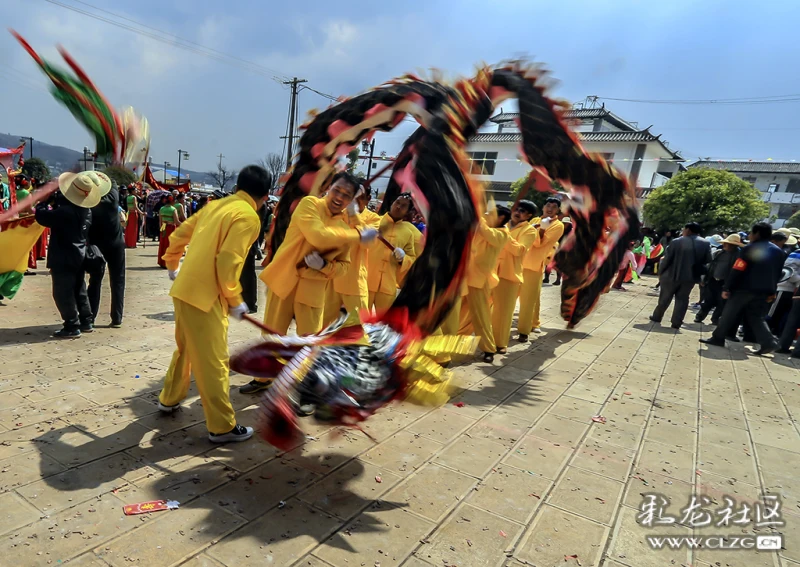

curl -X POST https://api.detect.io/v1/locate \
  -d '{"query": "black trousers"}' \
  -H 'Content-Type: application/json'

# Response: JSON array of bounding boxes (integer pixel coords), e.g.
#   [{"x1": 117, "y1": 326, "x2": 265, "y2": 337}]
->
[
  {"x1": 768, "y1": 291, "x2": 795, "y2": 335},
  {"x1": 651, "y1": 279, "x2": 695, "y2": 326},
  {"x1": 51, "y1": 269, "x2": 93, "y2": 331},
  {"x1": 778, "y1": 299, "x2": 800, "y2": 352},
  {"x1": 240, "y1": 242, "x2": 258, "y2": 311},
  {"x1": 146, "y1": 216, "x2": 159, "y2": 239},
  {"x1": 712, "y1": 291, "x2": 777, "y2": 349},
  {"x1": 696, "y1": 279, "x2": 726, "y2": 324},
  {"x1": 87, "y1": 241, "x2": 126, "y2": 324}
]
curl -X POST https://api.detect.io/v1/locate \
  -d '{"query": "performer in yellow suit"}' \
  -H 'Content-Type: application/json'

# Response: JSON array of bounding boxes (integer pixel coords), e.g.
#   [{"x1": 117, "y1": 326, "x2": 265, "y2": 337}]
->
[
  {"x1": 241, "y1": 172, "x2": 378, "y2": 394},
  {"x1": 323, "y1": 182, "x2": 381, "y2": 326},
  {"x1": 492, "y1": 200, "x2": 538, "y2": 354},
  {"x1": 459, "y1": 206, "x2": 511, "y2": 362},
  {"x1": 517, "y1": 197, "x2": 565, "y2": 342},
  {"x1": 158, "y1": 165, "x2": 271, "y2": 443},
  {"x1": 366, "y1": 193, "x2": 417, "y2": 311}
]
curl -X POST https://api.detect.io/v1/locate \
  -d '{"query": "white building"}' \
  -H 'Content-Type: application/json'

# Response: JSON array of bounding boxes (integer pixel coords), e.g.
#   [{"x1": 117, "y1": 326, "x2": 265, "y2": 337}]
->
[
  {"x1": 467, "y1": 107, "x2": 684, "y2": 203},
  {"x1": 689, "y1": 161, "x2": 800, "y2": 228}
]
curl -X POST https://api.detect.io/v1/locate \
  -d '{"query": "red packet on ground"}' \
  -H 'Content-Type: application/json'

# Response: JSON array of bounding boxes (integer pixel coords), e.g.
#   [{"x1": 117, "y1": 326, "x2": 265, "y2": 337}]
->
[{"x1": 123, "y1": 500, "x2": 179, "y2": 515}]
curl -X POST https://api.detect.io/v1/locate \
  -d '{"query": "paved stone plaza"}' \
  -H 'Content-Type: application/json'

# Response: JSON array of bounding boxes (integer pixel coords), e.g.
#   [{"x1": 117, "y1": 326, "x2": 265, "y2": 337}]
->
[{"x1": 1, "y1": 245, "x2": 799, "y2": 567}]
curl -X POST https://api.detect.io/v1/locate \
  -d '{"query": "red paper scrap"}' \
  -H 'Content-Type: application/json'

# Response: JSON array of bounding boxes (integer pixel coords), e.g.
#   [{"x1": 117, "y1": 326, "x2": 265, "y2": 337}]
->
[{"x1": 123, "y1": 500, "x2": 179, "y2": 515}]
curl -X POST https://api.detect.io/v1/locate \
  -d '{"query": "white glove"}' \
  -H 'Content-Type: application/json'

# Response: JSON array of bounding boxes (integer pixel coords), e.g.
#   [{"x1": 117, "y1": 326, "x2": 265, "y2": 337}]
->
[
  {"x1": 168, "y1": 268, "x2": 180, "y2": 281},
  {"x1": 393, "y1": 247, "x2": 406, "y2": 262},
  {"x1": 304, "y1": 251, "x2": 325, "y2": 270},
  {"x1": 360, "y1": 227, "x2": 379, "y2": 244},
  {"x1": 540, "y1": 217, "x2": 553, "y2": 229},
  {"x1": 346, "y1": 199, "x2": 360, "y2": 217},
  {"x1": 229, "y1": 302, "x2": 249, "y2": 320}
]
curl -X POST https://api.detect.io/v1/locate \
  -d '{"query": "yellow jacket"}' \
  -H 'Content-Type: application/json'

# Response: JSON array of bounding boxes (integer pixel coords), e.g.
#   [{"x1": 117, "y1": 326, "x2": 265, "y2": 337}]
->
[
  {"x1": 398, "y1": 223, "x2": 423, "y2": 287},
  {"x1": 497, "y1": 221, "x2": 538, "y2": 283},
  {"x1": 464, "y1": 217, "x2": 510, "y2": 292},
  {"x1": 333, "y1": 208, "x2": 381, "y2": 297},
  {"x1": 523, "y1": 218, "x2": 564, "y2": 273},
  {"x1": 261, "y1": 196, "x2": 361, "y2": 308},
  {"x1": 164, "y1": 191, "x2": 261, "y2": 312},
  {"x1": 367, "y1": 214, "x2": 417, "y2": 294}
]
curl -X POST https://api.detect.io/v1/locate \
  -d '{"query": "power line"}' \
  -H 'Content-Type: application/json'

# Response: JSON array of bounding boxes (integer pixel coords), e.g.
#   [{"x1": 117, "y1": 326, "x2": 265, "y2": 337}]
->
[
  {"x1": 596, "y1": 94, "x2": 800, "y2": 105},
  {"x1": 299, "y1": 85, "x2": 339, "y2": 102},
  {"x1": 41, "y1": 0, "x2": 290, "y2": 83}
]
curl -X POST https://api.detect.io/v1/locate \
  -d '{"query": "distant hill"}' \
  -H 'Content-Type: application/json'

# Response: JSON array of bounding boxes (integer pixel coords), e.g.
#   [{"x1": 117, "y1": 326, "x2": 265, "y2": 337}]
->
[{"x1": 0, "y1": 132, "x2": 213, "y2": 183}]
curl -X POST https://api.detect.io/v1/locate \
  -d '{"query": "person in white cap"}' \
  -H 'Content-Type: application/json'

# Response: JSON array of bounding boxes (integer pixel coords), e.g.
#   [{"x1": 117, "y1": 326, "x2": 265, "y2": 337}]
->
[
  {"x1": 34, "y1": 171, "x2": 111, "y2": 338},
  {"x1": 695, "y1": 233, "x2": 743, "y2": 325}
]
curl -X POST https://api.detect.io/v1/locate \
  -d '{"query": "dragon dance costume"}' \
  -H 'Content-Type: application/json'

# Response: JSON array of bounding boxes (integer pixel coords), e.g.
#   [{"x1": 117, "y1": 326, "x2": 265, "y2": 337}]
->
[{"x1": 232, "y1": 62, "x2": 640, "y2": 451}]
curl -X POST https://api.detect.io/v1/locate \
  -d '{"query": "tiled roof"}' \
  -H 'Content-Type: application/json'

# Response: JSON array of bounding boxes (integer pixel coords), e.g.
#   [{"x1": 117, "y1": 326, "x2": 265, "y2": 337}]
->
[
  {"x1": 470, "y1": 131, "x2": 660, "y2": 143},
  {"x1": 486, "y1": 181, "x2": 513, "y2": 194},
  {"x1": 489, "y1": 109, "x2": 609, "y2": 123},
  {"x1": 689, "y1": 161, "x2": 800, "y2": 174}
]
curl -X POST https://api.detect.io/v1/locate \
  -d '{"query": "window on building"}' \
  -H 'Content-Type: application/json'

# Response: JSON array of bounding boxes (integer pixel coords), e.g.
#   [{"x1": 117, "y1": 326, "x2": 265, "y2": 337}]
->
[
  {"x1": 599, "y1": 152, "x2": 615, "y2": 162},
  {"x1": 777, "y1": 204, "x2": 798, "y2": 218},
  {"x1": 741, "y1": 176, "x2": 757, "y2": 185},
  {"x1": 768, "y1": 183, "x2": 780, "y2": 193},
  {"x1": 787, "y1": 178, "x2": 800, "y2": 194},
  {"x1": 466, "y1": 151, "x2": 498, "y2": 175}
]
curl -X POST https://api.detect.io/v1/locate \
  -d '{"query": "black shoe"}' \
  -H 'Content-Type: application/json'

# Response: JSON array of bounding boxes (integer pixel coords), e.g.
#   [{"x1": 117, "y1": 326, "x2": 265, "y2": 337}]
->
[
  {"x1": 649, "y1": 316, "x2": 662, "y2": 323},
  {"x1": 518, "y1": 334, "x2": 529, "y2": 343},
  {"x1": 208, "y1": 424, "x2": 254, "y2": 443},
  {"x1": 776, "y1": 348, "x2": 792, "y2": 354},
  {"x1": 553, "y1": 279, "x2": 561, "y2": 286},
  {"x1": 726, "y1": 336, "x2": 740, "y2": 343},
  {"x1": 239, "y1": 379, "x2": 274, "y2": 395},
  {"x1": 699, "y1": 338, "x2": 725, "y2": 347},
  {"x1": 110, "y1": 321, "x2": 122, "y2": 328},
  {"x1": 248, "y1": 308, "x2": 258, "y2": 314},
  {"x1": 80, "y1": 324, "x2": 94, "y2": 333},
  {"x1": 483, "y1": 352, "x2": 495, "y2": 363},
  {"x1": 693, "y1": 319, "x2": 702, "y2": 324},
  {"x1": 671, "y1": 323, "x2": 681, "y2": 329},
  {"x1": 496, "y1": 347, "x2": 508, "y2": 355},
  {"x1": 53, "y1": 328, "x2": 81, "y2": 338},
  {"x1": 543, "y1": 276, "x2": 550, "y2": 284},
  {"x1": 753, "y1": 346, "x2": 777, "y2": 356}
]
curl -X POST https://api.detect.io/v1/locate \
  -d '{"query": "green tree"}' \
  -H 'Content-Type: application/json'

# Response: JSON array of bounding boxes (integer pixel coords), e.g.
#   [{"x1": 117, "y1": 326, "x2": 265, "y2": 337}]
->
[
  {"x1": 509, "y1": 174, "x2": 567, "y2": 215},
  {"x1": 101, "y1": 165, "x2": 136, "y2": 187},
  {"x1": 21, "y1": 157, "x2": 51, "y2": 184},
  {"x1": 346, "y1": 148, "x2": 360, "y2": 174},
  {"x1": 786, "y1": 210, "x2": 800, "y2": 229},
  {"x1": 642, "y1": 169, "x2": 770, "y2": 234}
]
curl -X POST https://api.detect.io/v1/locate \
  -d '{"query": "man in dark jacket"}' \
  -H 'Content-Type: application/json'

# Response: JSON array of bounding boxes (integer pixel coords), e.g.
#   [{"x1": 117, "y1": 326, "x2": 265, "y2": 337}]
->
[
  {"x1": 87, "y1": 185, "x2": 126, "y2": 327},
  {"x1": 34, "y1": 171, "x2": 110, "y2": 337},
  {"x1": 650, "y1": 222, "x2": 712, "y2": 329},
  {"x1": 701, "y1": 222, "x2": 786, "y2": 355},
  {"x1": 695, "y1": 234, "x2": 744, "y2": 325}
]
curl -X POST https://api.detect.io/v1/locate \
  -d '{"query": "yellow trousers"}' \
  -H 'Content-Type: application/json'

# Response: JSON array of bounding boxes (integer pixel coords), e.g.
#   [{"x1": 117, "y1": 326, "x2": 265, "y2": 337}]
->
[
  {"x1": 368, "y1": 290, "x2": 396, "y2": 312},
  {"x1": 440, "y1": 296, "x2": 462, "y2": 336},
  {"x1": 323, "y1": 287, "x2": 368, "y2": 327},
  {"x1": 465, "y1": 284, "x2": 495, "y2": 353},
  {"x1": 160, "y1": 298, "x2": 236, "y2": 435},
  {"x1": 518, "y1": 269, "x2": 543, "y2": 335},
  {"x1": 492, "y1": 278, "x2": 521, "y2": 349}
]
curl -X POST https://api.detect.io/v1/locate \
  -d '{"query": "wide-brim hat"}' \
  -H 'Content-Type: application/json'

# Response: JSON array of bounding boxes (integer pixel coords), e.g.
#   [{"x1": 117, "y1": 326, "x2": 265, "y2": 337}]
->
[
  {"x1": 707, "y1": 234, "x2": 723, "y2": 247},
  {"x1": 788, "y1": 227, "x2": 800, "y2": 236},
  {"x1": 720, "y1": 233, "x2": 745, "y2": 246},
  {"x1": 787, "y1": 235, "x2": 798, "y2": 246},
  {"x1": 58, "y1": 171, "x2": 111, "y2": 208}
]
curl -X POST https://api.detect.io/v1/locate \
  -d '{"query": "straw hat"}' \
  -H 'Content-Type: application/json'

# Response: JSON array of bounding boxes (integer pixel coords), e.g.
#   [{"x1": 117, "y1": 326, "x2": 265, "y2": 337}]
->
[
  {"x1": 720, "y1": 233, "x2": 745, "y2": 246},
  {"x1": 58, "y1": 171, "x2": 111, "y2": 208},
  {"x1": 788, "y1": 227, "x2": 800, "y2": 236}
]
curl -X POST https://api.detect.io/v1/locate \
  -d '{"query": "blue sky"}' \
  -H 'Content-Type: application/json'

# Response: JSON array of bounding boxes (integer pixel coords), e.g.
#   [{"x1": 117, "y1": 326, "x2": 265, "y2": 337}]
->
[{"x1": 3, "y1": 0, "x2": 800, "y2": 172}]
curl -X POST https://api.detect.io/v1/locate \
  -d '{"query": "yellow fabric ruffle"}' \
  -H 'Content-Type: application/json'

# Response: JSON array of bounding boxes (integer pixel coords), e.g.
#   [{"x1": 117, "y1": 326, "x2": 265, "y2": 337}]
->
[{"x1": 399, "y1": 334, "x2": 478, "y2": 407}]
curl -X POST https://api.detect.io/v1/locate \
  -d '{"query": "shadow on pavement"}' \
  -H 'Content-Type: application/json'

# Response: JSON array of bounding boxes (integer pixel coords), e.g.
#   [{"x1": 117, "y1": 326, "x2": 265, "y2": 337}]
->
[{"x1": 0, "y1": 324, "x2": 63, "y2": 346}]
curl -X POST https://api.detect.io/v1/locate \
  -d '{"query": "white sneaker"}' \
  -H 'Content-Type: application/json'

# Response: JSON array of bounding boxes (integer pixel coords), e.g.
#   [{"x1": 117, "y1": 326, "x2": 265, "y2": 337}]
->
[
  {"x1": 208, "y1": 424, "x2": 254, "y2": 443},
  {"x1": 533, "y1": 328, "x2": 542, "y2": 333},
  {"x1": 158, "y1": 401, "x2": 179, "y2": 413}
]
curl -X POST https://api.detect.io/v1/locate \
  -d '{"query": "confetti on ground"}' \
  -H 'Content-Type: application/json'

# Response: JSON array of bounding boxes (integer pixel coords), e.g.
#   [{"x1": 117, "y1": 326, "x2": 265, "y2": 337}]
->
[
  {"x1": 591, "y1": 415, "x2": 606, "y2": 424},
  {"x1": 453, "y1": 402, "x2": 465, "y2": 408},
  {"x1": 375, "y1": 476, "x2": 383, "y2": 483}
]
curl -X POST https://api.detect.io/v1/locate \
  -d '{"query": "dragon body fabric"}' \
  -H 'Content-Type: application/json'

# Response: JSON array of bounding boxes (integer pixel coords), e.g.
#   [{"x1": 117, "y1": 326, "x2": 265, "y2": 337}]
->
[{"x1": 232, "y1": 62, "x2": 640, "y2": 451}]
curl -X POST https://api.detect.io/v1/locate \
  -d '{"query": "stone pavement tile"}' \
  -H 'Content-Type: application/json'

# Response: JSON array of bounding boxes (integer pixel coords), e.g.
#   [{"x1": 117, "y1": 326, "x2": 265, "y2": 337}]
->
[
  {"x1": 635, "y1": 441, "x2": 695, "y2": 484},
  {"x1": 469, "y1": 376, "x2": 523, "y2": 402},
  {"x1": 64, "y1": 397, "x2": 160, "y2": 433},
  {"x1": 360, "y1": 431, "x2": 443, "y2": 477},
  {"x1": 581, "y1": 361, "x2": 627, "y2": 385},
  {"x1": 655, "y1": 387, "x2": 698, "y2": 407},
  {"x1": 25, "y1": 376, "x2": 110, "y2": 403},
  {"x1": 298, "y1": 459, "x2": 400, "y2": 520},
  {"x1": 433, "y1": 434, "x2": 507, "y2": 478},
  {"x1": 779, "y1": 511, "x2": 800, "y2": 563},
  {"x1": 748, "y1": 418, "x2": 800, "y2": 453},
  {"x1": 422, "y1": 503, "x2": 521, "y2": 567},
  {"x1": 401, "y1": 557, "x2": 435, "y2": 567},
  {"x1": 133, "y1": 399, "x2": 208, "y2": 435},
  {"x1": 63, "y1": 553, "x2": 113, "y2": 565},
  {"x1": 17, "y1": 452, "x2": 154, "y2": 515},
  {"x1": 548, "y1": 467, "x2": 624, "y2": 526},
  {"x1": 80, "y1": 377, "x2": 163, "y2": 406},
  {"x1": 176, "y1": 553, "x2": 226, "y2": 567},
  {"x1": 606, "y1": 506, "x2": 691, "y2": 567},
  {"x1": 39, "y1": 420, "x2": 152, "y2": 467},
  {"x1": 0, "y1": 393, "x2": 97, "y2": 430},
  {"x1": 123, "y1": 455, "x2": 234, "y2": 505},
  {"x1": 755, "y1": 443, "x2": 800, "y2": 474},
  {"x1": 650, "y1": 400, "x2": 697, "y2": 428},
  {"x1": 699, "y1": 440, "x2": 759, "y2": 486},
  {"x1": 0, "y1": 491, "x2": 43, "y2": 536},
  {"x1": 0, "y1": 420, "x2": 65, "y2": 460},
  {"x1": 503, "y1": 435, "x2": 572, "y2": 480},
  {"x1": 693, "y1": 521, "x2": 779, "y2": 567},
  {"x1": 441, "y1": 390, "x2": 498, "y2": 420},
  {"x1": 0, "y1": 449, "x2": 66, "y2": 492},
  {"x1": 0, "y1": 391, "x2": 27, "y2": 412},
  {"x1": 571, "y1": 438, "x2": 636, "y2": 482},
  {"x1": 697, "y1": 471, "x2": 762, "y2": 507},
  {"x1": 549, "y1": 356, "x2": 594, "y2": 376},
  {"x1": 0, "y1": 494, "x2": 134, "y2": 565},
  {"x1": 491, "y1": 365, "x2": 537, "y2": 385},
  {"x1": 204, "y1": 435, "x2": 281, "y2": 473},
  {"x1": 125, "y1": 423, "x2": 212, "y2": 470},
  {"x1": 700, "y1": 402, "x2": 747, "y2": 430},
  {"x1": 35, "y1": 360, "x2": 114, "y2": 381},
  {"x1": 358, "y1": 405, "x2": 427, "y2": 443},
  {"x1": 466, "y1": 464, "x2": 551, "y2": 524},
  {"x1": 407, "y1": 409, "x2": 476, "y2": 445},
  {"x1": 97, "y1": 497, "x2": 245, "y2": 566},
  {"x1": 496, "y1": 391, "x2": 551, "y2": 422},
  {"x1": 208, "y1": 500, "x2": 340, "y2": 566},
  {"x1": 284, "y1": 428, "x2": 376, "y2": 475},
  {"x1": 466, "y1": 408, "x2": 533, "y2": 449},
  {"x1": 535, "y1": 368, "x2": 583, "y2": 386},
  {"x1": 0, "y1": 371, "x2": 51, "y2": 393},
  {"x1": 209, "y1": 459, "x2": 319, "y2": 520},
  {"x1": 380, "y1": 463, "x2": 474, "y2": 523},
  {"x1": 644, "y1": 421, "x2": 696, "y2": 452},
  {"x1": 565, "y1": 380, "x2": 614, "y2": 405},
  {"x1": 531, "y1": 414, "x2": 590, "y2": 446},
  {"x1": 515, "y1": 504, "x2": 607, "y2": 566},
  {"x1": 549, "y1": 395, "x2": 602, "y2": 421},
  {"x1": 450, "y1": 365, "x2": 491, "y2": 390},
  {"x1": 589, "y1": 419, "x2": 644, "y2": 450},
  {"x1": 601, "y1": 398, "x2": 650, "y2": 428},
  {"x1": 314, "y1": 503, "x2": 434, "y2": 567},
  {"x1": 623, "y1": 471, "x2": 694, "y2": 522}
]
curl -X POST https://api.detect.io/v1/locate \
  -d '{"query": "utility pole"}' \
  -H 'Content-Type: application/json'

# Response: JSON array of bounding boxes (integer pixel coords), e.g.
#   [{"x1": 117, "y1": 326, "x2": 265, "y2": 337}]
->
[
  {"x1": 20, "y1": 137, "x2": 33, "y2": 158},
  {"x1": 217, "y1": 153, "x2": 225, "y2": 169},
  {"x1": 281, "y1": 77, "x2": 307, "y2": 172},
  {"x1": 177, "y1": 149, "x2": 189, "y2": 185},
  {"x1": 361, "y1": 139, "x2": 376, "y2": 177}
]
